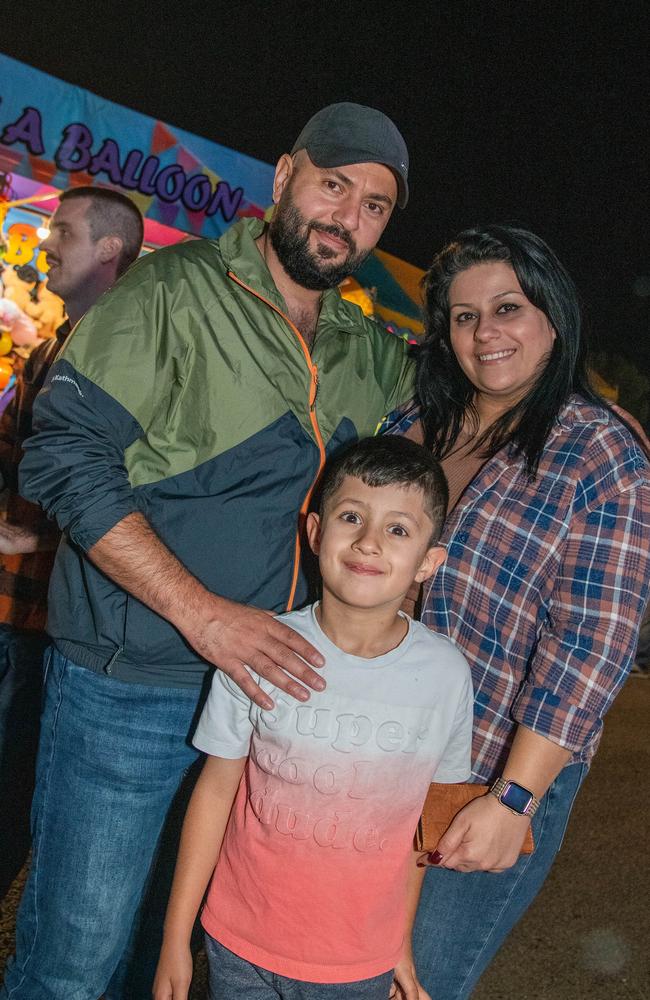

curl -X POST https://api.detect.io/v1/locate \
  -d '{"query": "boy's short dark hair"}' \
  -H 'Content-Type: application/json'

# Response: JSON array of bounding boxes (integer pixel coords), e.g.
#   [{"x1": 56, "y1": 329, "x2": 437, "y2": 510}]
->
[{"x1": 319, "y1": 436, "x2": 448, "y2": 542}]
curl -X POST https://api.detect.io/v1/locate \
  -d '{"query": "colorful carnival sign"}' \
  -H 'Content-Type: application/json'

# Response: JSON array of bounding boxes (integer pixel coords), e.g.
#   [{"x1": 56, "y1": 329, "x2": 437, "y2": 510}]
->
[
  {"x1": 0, "y1": 53, "x2": 275, "y2": 238},
  {"x1": 0, "y1": 54, "x2": 424, "y2": 335}
]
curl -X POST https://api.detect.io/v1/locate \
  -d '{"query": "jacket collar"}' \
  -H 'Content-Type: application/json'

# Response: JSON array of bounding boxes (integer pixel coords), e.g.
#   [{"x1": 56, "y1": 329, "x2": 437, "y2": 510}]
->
[{"x1": 218, "y1": 218, "x2": 357, "y2": 331}]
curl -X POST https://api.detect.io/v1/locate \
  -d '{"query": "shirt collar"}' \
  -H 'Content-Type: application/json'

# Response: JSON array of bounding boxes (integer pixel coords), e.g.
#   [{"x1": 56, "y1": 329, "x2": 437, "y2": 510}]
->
[{"x1": 218, "y1": 217, "x2": 348, "y2": 327}]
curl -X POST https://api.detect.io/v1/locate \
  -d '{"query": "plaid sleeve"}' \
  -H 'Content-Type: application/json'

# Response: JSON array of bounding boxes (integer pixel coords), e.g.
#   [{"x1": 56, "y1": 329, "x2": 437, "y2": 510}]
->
[
  {"x1": 512, "y1": 480, "x2": 650, "y2": 752},
  {"x1": 376, "y1": 400, "x2": 419, "y2": 437}
]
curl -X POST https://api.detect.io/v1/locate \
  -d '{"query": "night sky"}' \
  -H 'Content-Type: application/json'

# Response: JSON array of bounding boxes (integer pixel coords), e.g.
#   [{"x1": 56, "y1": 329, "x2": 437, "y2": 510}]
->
[{"x1": 2, "y1": 2, "x2": 649, "y2": 378}]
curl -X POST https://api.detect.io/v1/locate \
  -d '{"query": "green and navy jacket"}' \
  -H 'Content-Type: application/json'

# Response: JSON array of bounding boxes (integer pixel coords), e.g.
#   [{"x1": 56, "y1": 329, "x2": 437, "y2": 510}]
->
[{"x1": 19, "y1": 218, "x2": 413, "y2": 686}]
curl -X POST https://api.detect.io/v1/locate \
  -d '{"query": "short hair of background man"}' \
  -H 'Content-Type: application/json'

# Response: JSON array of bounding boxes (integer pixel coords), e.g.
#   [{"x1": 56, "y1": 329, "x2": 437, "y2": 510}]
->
[
  {"x1": 319, "y1": 436, "x2": 448, "y2": 542},
  {"x1": 59, "y1": 186, "x2": 144, "y2": 276}
]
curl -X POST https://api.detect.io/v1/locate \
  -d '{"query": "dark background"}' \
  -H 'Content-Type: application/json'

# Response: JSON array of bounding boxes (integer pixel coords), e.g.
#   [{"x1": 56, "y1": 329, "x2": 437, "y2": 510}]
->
[{"x1": 2, "y1": 1, "x2": 649, "y2": 411}]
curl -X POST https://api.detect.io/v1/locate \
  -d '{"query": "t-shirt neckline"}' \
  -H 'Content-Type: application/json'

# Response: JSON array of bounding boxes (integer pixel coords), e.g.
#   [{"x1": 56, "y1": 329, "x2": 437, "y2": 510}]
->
[{"x1": 309, "y1": 603, "x2": 414, "y2": 669}]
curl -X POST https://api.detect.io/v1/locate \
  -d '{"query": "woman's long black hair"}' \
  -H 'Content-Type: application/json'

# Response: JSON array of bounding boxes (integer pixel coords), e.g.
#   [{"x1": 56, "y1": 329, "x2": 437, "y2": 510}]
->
[{"x1": 417, "y1": 225, "x2": 602, "y2": 477}]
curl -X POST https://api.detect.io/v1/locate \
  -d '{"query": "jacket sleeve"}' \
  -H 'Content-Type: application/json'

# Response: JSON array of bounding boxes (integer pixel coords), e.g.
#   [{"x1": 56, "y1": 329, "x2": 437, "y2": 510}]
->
[
  {"x1": 18, "y1": 258, "x2": 162, "y2": 552},
  {"x1": 19, "y1": 359, "x2": 145, "y2": 551},
  {"x1": 512, "y1": 476, "x2": 650, "y2": 753}
]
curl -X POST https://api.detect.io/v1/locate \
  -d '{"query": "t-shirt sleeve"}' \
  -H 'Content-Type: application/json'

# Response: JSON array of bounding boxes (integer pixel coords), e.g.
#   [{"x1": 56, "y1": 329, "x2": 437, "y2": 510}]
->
[
  {"x1": 193, "y1": 670, "x2": 255, "y2": 758},
  {"x1": 431, "y1": 659, "x2": 474, "y2": 783}
]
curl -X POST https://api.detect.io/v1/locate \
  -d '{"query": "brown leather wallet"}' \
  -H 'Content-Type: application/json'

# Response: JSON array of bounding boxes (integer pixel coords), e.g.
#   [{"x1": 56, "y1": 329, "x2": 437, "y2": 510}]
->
[{"x1": 414, "y1": 782, "x2": 535, "y2": 854}]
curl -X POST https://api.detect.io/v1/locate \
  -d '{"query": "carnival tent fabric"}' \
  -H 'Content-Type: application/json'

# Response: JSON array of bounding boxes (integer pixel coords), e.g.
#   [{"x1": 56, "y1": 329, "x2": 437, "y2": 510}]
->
[
  {"x1": 0, "y1": 53, "x2": 275, "y2": 238},
  {"x1": 354, "y1": 248, "x2": 424, "y2": 335},
  {"x1": 1, "y1": 52, "x2": 423, "y2": 330}
]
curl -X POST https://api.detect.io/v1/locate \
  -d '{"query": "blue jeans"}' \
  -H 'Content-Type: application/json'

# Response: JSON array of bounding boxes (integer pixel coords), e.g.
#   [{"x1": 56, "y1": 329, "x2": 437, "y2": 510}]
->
[
  {"x1": 205, "y1": 935, "x2": 395, "y2": 1000},
  {"x1": 0, "y1": 624, "x2": 48, "y2": 901},
  {"x1": 412, "y1": 762, "x2": 587, "y2": 998},
  {"x1": 1, "y1": 648, "x2": 204, "y2": 1000}
]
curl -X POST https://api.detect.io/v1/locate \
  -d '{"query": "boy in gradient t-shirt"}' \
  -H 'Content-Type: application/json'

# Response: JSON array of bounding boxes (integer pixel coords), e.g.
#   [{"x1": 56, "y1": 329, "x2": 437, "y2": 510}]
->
[{"x1": 154, "y1": 437, "x2": 473, "y2": 1000}]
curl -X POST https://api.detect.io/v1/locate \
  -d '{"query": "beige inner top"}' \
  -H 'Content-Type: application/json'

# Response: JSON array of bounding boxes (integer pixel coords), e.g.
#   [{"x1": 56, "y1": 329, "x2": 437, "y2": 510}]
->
[
  {"x1": 401, "y1": 419, "x2": 487, "y2": 617},
  {"x1": 403, "y1": 419, "x2": 486, "y2": 513}
]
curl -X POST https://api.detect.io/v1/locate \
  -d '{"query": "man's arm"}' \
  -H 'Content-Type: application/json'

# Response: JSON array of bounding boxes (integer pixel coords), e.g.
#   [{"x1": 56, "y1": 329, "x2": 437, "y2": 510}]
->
[
  {"x1": 88, "y1": 513, "x2": 325, "y2": 710},
  {"x1": 19, "y1": 263, "x2": 326, "y2": 707},
  {"x1": 153, "y1": 754, "x2": 246, "y2": 1000}
]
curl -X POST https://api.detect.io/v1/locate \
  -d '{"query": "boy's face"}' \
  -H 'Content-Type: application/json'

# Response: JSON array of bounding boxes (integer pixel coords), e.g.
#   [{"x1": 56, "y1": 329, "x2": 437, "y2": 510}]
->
[{"x1": 306, "y1": 476, "x2": 446, "y2": 614}]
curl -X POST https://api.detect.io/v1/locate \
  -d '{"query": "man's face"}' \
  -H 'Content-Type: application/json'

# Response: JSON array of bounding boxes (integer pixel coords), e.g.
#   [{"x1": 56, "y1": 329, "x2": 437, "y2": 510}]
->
[
  {"x1": 40, "y1": 198, "x2": 104, "y2": 301},
  {"x1": 269, "y1": 155, "x2": 397, "y2": 290}
]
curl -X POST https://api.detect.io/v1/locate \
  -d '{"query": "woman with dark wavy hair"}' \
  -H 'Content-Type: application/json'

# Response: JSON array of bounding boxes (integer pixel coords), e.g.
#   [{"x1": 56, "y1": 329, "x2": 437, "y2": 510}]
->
[{"x1": 389, "y1": 225, "x2": 650, "y2": 998}]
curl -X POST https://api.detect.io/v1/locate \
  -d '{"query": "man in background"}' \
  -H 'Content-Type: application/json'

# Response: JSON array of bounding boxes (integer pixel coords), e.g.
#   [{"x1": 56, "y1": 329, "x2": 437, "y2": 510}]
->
[{"x1": 0, "y1": 186, "x2": 143, "y2": 899}]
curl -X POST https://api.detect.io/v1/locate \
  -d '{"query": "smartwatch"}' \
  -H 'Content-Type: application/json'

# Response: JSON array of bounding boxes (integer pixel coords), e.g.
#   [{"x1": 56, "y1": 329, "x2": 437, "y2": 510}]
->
[{"x1": 490, "y1": 778, "x2": 540, "y2": 817}]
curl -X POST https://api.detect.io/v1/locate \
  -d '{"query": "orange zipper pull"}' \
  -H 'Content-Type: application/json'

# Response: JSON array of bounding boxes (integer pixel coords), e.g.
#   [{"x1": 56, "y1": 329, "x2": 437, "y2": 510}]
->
[{"x1": 310, "y1": 366, "x2": 319, "y2": 410}]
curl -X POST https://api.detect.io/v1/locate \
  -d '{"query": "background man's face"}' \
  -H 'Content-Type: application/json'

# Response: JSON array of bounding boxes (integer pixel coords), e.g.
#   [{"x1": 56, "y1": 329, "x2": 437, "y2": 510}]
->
[
  {"x1": 41, "y1": 198, "x2": 104, "y2": 301},
  {"x1": 269, "y1": 156, "x2": 397, "y2": 290}
]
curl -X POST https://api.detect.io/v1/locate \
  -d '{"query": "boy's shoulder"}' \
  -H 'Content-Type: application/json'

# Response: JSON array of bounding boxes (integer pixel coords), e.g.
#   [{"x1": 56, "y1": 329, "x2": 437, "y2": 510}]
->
[
  {"x1": 276, "y1": 605, "x2": 318, "y2": 643},
  {"x1": 279, "y1": 606, "x2": 471, "y2": 685},
  {"x1": 277, "y1": 605, "x2": 315, "y2": 627}
]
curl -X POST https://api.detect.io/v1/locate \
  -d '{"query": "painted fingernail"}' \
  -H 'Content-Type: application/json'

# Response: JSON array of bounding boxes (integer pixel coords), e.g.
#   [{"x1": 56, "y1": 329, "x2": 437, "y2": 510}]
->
[{"x1": 428, "y1": 850, "x2": 443, "y2": 865}]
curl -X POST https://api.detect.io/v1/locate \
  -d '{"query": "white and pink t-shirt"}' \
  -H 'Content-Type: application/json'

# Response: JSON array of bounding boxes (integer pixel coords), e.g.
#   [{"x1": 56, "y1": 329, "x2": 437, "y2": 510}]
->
[{"x1": 193, "y1": 605, "x2": 473, "y2": 984}]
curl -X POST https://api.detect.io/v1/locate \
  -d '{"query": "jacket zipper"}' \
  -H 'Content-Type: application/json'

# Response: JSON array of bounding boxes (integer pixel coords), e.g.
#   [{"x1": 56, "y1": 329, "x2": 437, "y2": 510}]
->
[{"x1": 227, "y1": 272, "x2": 326, "y2": 611}]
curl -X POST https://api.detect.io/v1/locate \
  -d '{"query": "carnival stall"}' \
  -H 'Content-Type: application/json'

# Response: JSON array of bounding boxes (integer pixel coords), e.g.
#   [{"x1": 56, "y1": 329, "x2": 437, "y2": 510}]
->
[
  {"x1": 0, "y1": 53, "x2": 424, "y2": 406},
  {"x1": 0, "y1": 52, "x2": 278, "y2": 400}
]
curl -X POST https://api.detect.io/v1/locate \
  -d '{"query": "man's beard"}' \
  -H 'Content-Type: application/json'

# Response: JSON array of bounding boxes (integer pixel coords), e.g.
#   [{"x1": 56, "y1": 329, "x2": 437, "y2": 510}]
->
[{"x1": 268, "y1": 192, "x2": 371, "y2": 291}]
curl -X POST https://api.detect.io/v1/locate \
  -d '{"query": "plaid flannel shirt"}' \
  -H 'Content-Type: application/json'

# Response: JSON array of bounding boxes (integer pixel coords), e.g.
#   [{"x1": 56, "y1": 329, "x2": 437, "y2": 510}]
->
[{"x1": 388, "y1": 397, "x2": 650, "y2": 780}]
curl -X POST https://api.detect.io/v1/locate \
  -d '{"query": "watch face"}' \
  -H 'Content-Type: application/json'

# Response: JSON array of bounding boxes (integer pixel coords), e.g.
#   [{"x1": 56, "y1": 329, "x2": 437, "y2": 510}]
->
[{"x1": 501, "y1": 782, "x2": 533, "y2": 814}]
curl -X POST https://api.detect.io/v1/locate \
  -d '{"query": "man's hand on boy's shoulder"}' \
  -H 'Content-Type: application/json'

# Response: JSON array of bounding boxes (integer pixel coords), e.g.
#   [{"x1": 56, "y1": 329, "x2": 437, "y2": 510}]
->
[
  {"x1": 181, "y1": 595, "x2": 327, "y2": 710},
  {"x1": 87, "y1": 512, "x2": 327, "y2": 711},
  {"x1": 391, "y1": 946, "x2": 433, "y2": 1000}
]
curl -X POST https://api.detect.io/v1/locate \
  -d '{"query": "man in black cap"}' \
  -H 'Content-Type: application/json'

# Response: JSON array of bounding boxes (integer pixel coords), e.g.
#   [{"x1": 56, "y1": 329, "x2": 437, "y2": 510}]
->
[
  {"x1": 3, "y1": 104, "x2": 413, "y2": 999},
  {"x1": 258, "y1": 101, "x2": 408, "y2": 349}
]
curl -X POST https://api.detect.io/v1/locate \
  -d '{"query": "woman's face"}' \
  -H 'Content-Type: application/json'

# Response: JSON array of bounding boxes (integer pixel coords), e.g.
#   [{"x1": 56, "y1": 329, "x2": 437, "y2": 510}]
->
[{"x1": 448, "y1": 262, "x2": 556, "y2": 417}]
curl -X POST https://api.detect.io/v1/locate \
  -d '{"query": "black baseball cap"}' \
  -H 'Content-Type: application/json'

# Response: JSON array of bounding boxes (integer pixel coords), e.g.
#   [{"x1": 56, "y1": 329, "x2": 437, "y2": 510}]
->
[{"x1": 291, "y1": 102, "x2": 409, "y2": 209}]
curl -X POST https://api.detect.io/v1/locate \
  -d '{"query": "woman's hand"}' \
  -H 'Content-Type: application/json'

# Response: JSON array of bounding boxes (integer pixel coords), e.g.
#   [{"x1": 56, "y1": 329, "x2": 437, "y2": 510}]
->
[
  {"x1": 421, "y1": 793, "x2": 531, "y2": 873},
  {"x1": 390, "y1": 943, "x2": 432, "y2": 999},
  {"x1": 152, "y1": 939, "x2": 193, "y2": 1000}
]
